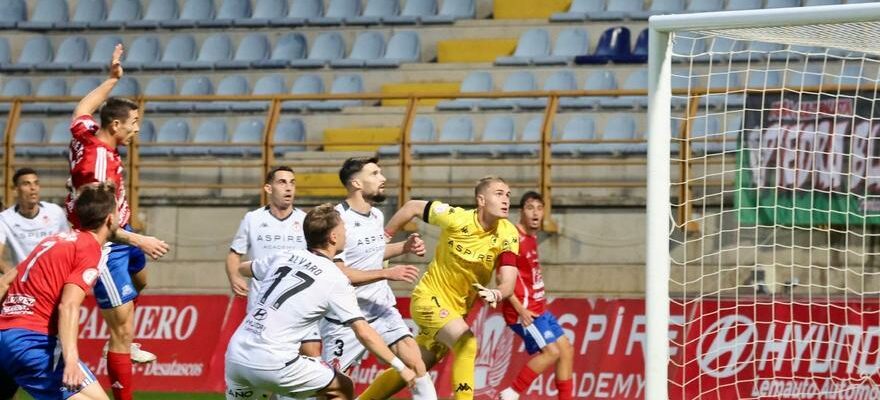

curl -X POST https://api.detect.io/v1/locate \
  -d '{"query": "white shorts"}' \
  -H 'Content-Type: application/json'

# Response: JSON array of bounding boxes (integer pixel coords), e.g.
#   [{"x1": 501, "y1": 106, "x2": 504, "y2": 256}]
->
[
  {"x1": 319, "y1": 306, "x2": 412, "y2": 371},
  {"x1": 225, "y1": 356, "x2": 336, "y2": 400}
]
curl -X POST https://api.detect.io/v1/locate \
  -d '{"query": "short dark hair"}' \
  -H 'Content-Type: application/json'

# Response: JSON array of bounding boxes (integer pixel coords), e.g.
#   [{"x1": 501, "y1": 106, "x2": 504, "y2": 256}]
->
[
  {"x1": 475, "y1": 176, "x2": 507, "y2": 197},
  {"x1": 304, "y1": 203, "x2": 341, "y2": 249},
  {"x1": 99, "y1": 97, "x2": 139, "y2": 129},
  {"x1": 12, "y1": 168, "x2": 38, "y2": 186},
  {"x1": 75, "y1": 182, "x2": 117, "y2": 230},
  {"x1": 339, "y1": 157, "x2": 379, "y2": 188},
  {"x1": 519, "y1": 191, "x2": 544, "y2": 208},
  {"x1": 265, "y1": 166, "x2": 295, "y2": 184}
]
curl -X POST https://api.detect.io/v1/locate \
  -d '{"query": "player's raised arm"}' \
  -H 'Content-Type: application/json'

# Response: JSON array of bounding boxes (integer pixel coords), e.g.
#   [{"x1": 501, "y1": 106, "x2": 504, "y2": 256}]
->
[
  {"x1": 109, "y1": 229, "x2": 168, "y2": 260},
  {"x1": 73, "y1": 44, "x2": 124, "y2": 119},
  {"x1": 384, "y1": 200, "x2": 428, "y2": 237},
  {"x1": 334, "y1": 260, "x2": 419, "y2": 286}
]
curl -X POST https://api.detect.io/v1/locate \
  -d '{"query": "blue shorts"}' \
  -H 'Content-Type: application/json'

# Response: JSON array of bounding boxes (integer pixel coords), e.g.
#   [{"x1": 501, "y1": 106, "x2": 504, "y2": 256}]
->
[
  {"x1": 0, "y1": 329, "x2": 97, "y2": 400},
  {"x1": 509, "y1": 312, "x2": 566, "y2": 355},
  {"x1": 93, "y1": 225, "x2": 147, "y2": 310}
]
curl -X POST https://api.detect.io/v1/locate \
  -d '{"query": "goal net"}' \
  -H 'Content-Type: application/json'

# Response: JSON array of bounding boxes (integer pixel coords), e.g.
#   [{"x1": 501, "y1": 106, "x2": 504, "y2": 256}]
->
[{"x1": 646, "y1": 4, "x2": 880, "y2": 400}]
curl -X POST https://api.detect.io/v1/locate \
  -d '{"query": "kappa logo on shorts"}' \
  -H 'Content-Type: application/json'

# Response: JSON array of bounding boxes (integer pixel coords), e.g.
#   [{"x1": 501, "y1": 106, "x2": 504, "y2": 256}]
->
[
  {"x1": 121, "y1": 285, "x2": 134, "y2": 297},
  {"x1": 544, "y1": 330, "x2": 555, "y2": 340}
]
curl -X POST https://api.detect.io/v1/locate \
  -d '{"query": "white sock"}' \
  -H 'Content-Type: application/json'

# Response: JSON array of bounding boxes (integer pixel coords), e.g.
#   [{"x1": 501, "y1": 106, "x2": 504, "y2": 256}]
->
[
  {"x1": 499, "y1": 387, "x2": 520, "y2": 400},
  {"x1": 411, "y1": 374, "x2": 438, "y2": 400}
]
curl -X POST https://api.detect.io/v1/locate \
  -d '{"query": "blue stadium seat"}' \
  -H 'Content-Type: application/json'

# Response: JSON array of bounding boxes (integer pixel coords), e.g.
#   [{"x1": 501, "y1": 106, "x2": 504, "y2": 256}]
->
[
  {"x1": 311, "y1": 0, "x2": 360, "y2": 25},
  {"x1": 22, "y1": 78, "x2": 67, "y2": 113},
  {"x1": 380, "y1": 116, "x2": 433, "y2": 156},
  {"x1": 142, "y1": 119, "x2": 189, "y2": 156},
  {"x1": 44, "y1": 121, "x2": 72, "y2": 156},
  {"x1": 551, "y1": 0, "x2": 603, "y2": 22},
  {"x1": 0, "y1": 0, "x2": 26, "y2": 29},
  {"x1": 38, "y1": 36, "x2": 88, "y2": 71},
  {"x1": 601, "y1": 69, "x2": 648, "y2": 109},
  {"x1": 254, "y1": 33, "x2": 307, "y2": 68},
  {"x1": 235, "y1": 0, "x2": 286, "y2": 27},
  {"x1": 710, "y1": 37, "x2": 748, "y2": 62},
  {"x1": 436, "y1": 71, "x2": 492, "y2": 111},
  {"x1": 282, "y1": 74, "x2": 324, "y2": 111},
  {"x1": 473, "y1": 116, "x2": 516, "y2": 156},
  {"x1": 69, "y1": 77, "x2": 101, "y2": 96},
  {"x1": 229, "y1": 119, "x2": 265, "y2": 156},
  {"x1": 479, "y1": 71, "x2": 536, "y2": 110},
  {"x1": 176, "y1": 119, "x2": 228, "y2": 156},
  {"x1": 217, "y1": 33, "x2": 270, "y2": 69},
  {"x1": 1, "y1": 78, "x2": 32, "y2": 99},
  {"x1": 129, "y1": 0, "x2": 178, "y2": 28},
  {"x1": 73, "y1": 35, "x2": 121, "y2": 71},
  {"x1": 561, "y1": 70, "x2": 617, "y2": 109},
  {"x1": 385, "y1": 0, "x2": 436, "y2": 24},
  {"x1": 630, "y1": 0, "x2": 684, "y2": 19},
  {"x1": 496, "y1": 28, "x2": 551, "y2": 66},
  {"x1": 513, "y1": 117, "x2": 557, "y2": 156},
  {"x1": 613, "y1": 28, "x2": 647, "y2": 63},
  {"x1": 420, "y1": 116, "x2": 473, "y2": 156},
  {"x1": 124, "y1": 35, "x2": 160, "y2": 71},
  {"x1": 586, "y1": 115, "x2": 638, "y2": 155},
  {"x1": 726, "y1": 0, "x2": 762, "y2": 10},
  {"x1": 366, "y1": 31, "x2": 420, "y2": 67},
  {"x1": 687, "y1": 0, "x2": 723, "y2": 12},
  {"x1": 146, "y1": 34, "x2": 196, "y2": 70},
  {"x1": 180, "y1": 34, "x2": 233, "y2": 70},
  {"x1": 91, "y1": 0, "x2": 141, "y2": 29},
  {"x1": 232, "y1": 74, "x2": 286, "y2": 112},
  {"x1": 161, "y1": 0, "x2": 213, "y2": 28},
  {"x1": 671, "y1": 32, "x2": 709, "y2": 63},
  {"x1": 554, "y1": 116, "x2": 595, "y2": 156},
  {"x1": 4, "y1": 36, "x2": 53, "y2": 72},
  {"x1": 110, "y1": 77, "x2": 140, "y2": 97},
  {"x1": 746, "y1": 70, "x2": 782, "y2": 89},
  {"x1": 158, "y1": 76, "x2": 213, "y2": 112},
  {"x1": 517, "y1": 70, "x2": 577, "y2": 109},
  {"x1": 690, "y1": 112, "x2": 741, "y2": 154},
  {"x1": 702, "y1": 72, "x2": 745, "y2": 108},
  {"x1": 766, "y1": 0, "x2": 801, "y2": 8},
  {"x1": 291, "y1": 32, "x2": 344, "y2": 68},
  {"x1": 534, "y1": 28, "x2": 589, "y2": 65},
  {"x1": 422, "y1": 0, "x2": 473, "y2": 23},
  {"x1": 0, "y1": 38, "x2": 9, "y2": 69},
  {"x1": 274, "y1": 118, "x2": 307, "y2": 155},
  {"x1": 270, "y1": 0, "x2": 323, "y2": 26},
  {"x1": 588, "y1": 0, "x2": 641, "y2": 20},
  {"x1": 15, "y1": 120, "x2": 48, "y2": 156},
  {"x1": 308, "y1": 75, "x2": 363, "y2": 111},
  {"x1": 56, "y1": 0, "x2": 105, "y2": 30},
  {"x1": 805, "y1": 0, "x2": 839, "y2": 5},
  {"x1": 144, "y1": 76, "x2": 176, "y2": 112},
  {"x1": 349, "y1": 0, "x2": 399, "y2": 25},
  {"x1": 669, "y1": 70, "x2": 698, "y2": 109},
  {"x1": 134, "y1": 120, "x2": 157, "y2": 153},
  {"x1": 19, "y1": 0, "x2": 68, "y2": 30},
  {"x1": 196, "y1": 75, "x2": 248, "y2": 112},
  {"x1": 201, "y1": 0, "x2": 251, "y2": 28},
  {"x1": 746, "y1": 41, "x2": 788, "y2": 62},
  {"x1": 838, "y1": 63, "x2": 870, "y2": 87},
  {"x1": 786, "y1": 64, "x2": 824, "y2": 87},
  {"x1": 333, "y1": 31, "x2": 385, "y2": 68},
  {"x1": 575, "y1": 26, "x2": 631, "y2": 65}
]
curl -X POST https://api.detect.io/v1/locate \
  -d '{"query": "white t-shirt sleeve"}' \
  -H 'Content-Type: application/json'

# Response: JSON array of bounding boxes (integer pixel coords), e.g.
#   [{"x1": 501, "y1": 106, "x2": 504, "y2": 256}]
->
[
  {"x1": 230, "y1": 213, "x2": 250, "y2": 255},
  {"x1": 0, "y1": 216, "x2": 8, "y2": 247},
  {"x1": 326, "y1": 281, "x2": 365, "y2": 325},
  {"x1": 249, "y1": 255, "x2": 273, "y2": 281},
  {"x1": 52, "y1": 205, "x2": 70, "y2": 233}
]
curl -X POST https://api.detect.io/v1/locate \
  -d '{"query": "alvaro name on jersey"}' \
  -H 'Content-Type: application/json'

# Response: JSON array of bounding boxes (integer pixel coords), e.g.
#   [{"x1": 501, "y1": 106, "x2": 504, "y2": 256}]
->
[{"x1": 0, "y1": 202, "x2": 69, "y2": 265}]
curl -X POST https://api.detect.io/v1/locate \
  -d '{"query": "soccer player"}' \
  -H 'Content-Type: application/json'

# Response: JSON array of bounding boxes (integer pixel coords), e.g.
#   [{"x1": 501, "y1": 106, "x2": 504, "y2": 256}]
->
[
  {"x1": 0, "y1": 183, "x2": 119, "y2": 400},
  {"x1": 497, "y1": 192, "x2": 574, "y2": 400},
  {"x1": 0, "y1": 168, "x2": 70, "y2": 274},
  {"x1": 225, "y1": 204, "x2": 417, "y2": 400},
  {"x1": 67, "y1": 44, "x2": 169, "y2": 400},
  {"x1": 359, "y1": 176, "x2": 521, "y2": 400},
  {"x1": 319, "y1": 157, "x2": 436, "y2": 398}
]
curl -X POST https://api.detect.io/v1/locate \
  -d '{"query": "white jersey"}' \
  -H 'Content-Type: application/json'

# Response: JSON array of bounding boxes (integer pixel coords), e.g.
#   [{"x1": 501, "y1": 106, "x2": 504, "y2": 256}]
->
[
  {"x1": 226, "y1": 249, "x2": 364, "y2": 370},
  {"x1": 0, "y1": 202, "x2": 69, "y2": 265},
  {"x1": 333, "y1": 202, "x2": 396, "y2": 320},
  {"x1": 230, "y1": 206, "x2": 307, "y2": 311}
]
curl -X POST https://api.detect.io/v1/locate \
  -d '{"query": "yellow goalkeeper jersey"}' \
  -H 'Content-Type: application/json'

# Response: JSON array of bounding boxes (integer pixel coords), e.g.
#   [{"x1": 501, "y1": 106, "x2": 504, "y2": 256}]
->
[{"x1": 413, "y1": 200, "x2": 520, "y2": 315}]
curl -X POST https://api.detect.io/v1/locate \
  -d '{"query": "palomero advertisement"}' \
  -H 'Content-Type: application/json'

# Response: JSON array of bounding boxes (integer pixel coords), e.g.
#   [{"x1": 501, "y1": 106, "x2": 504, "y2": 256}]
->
[
  {"x1": 75, "y1": 295, "x2": 880, "y2": 398},
  {"x1": 737, "y1": 90, "x2": 880, "y2": 226}
]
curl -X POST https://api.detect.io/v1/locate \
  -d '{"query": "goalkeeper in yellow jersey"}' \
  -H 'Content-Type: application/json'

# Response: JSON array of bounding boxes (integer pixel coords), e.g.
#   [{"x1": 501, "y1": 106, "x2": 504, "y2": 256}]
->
[{"x1": 358, "y1": 176, "x2": 521, "y2": 400}]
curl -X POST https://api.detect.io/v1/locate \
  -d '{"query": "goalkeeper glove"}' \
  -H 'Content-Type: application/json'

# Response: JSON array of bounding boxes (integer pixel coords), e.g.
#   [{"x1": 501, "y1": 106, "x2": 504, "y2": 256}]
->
[{"x1": 472, "y1": 283, "x2": 502, "y2": 308}]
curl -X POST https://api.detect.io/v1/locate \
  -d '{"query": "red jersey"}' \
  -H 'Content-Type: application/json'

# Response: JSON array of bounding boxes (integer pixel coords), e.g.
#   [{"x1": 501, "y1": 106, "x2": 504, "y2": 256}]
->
[
  {"x1": 502, "y1": 226, "x2": 546, "y2": 325},
  {"x1": 0, "y1": 231, "x2": 105, "y2": 335},
  {"x1": 64, "y1": 115, "x2": 130, "y2": 229}
]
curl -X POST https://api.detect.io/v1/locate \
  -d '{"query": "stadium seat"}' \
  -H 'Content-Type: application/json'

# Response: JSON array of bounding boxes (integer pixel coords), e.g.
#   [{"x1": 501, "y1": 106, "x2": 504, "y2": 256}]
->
[
  {"x1": 37, "y1": 36, "x2": 88, "y2": 71},
  {"x1": 385, "y1": 0, "x2": 436, "y2": 24},
  {"x1": 332, "y1": 31, "x2": 385, "y2": 68},
  {"x1": 671, "y1": 32, "x2": 709, "y2": 63},
  {"x1": 253, "y1": 33, "x2": 307, "y2": 68},
  {"x1": 422, "y1": 0, "x2": 474, "y2": 23},
  {"x1": 630, "y1": 0, "x2": 684, "y2": 19},
  {"x1": 0, "y1": 0, "x2": 26, "y2": 29},
  {"x1": 274, "y1": 118, "x2": 307, "y2": 154},
  {"x1": 196, "y1": 75, "x2": 248, "y2": 112},
  {"x1": 588, "y1": 0, "x2": 641, "y2": 20},
  {"x1": 69, "y1": 77, "x2": 101, "y2": 96},
  {"x1": 479, "y1": 71, "x2": 537, "y2": 110},
  {"x1": 746, "y1": 70, "x2": 782, "y2": 89},
  {"x1": 216, "y1": 33, "x2": 270, "y2": 69},
  {"x1": 711, "y1": 37, "x2": 748, "y2": 62},
  {"x1": 553, "y1": 116, "x2": 595, "y2": 156},
  {"x1": 613, "y1": 28, "x2": 648, "y2": 63},
  {"x1": 0, "y1": 38, "x2": 9, "y2": 69},
  {"x1": 22, "y1": 78, "x2": 67, "y2": 113},
  {"x1": 472, "y1": 116, "x2": 516, "y2": 156},
  {"x1": 73, "y1": 35, "x2": 121, "y2": 71},
  {"x1": 158, "y1": 76, "x2": 213, "y2": 113},
  {"x1": 19, "y1": 0, "x2": 68, "y2": 30},
  {"x1": 14, "y1": 120, "x2": 47, "y2": 156},
  {"x1": 496, "y1": 29, "x2": 551, "y2": 66},
  {"x1": 517, "y1": 70, "x2": 577, "y2": 109},
  {"x1": 687, "y1": 0, "x2": 723, "y2": 12},
  {"x1": 786, "y1": 64, "x2": 824, "y2": 87},
  {"x1": 690, "y1": 114, "x2": 740, "y2": 154},
  {"x1": 1, "y1": 78, "x2": 32, "y2": 100},
  {"x1": 534, "y1": 28, "x2": 589, "y2": 65},
  {"x1": 725, "y1": 0, "x2": 762, "y2": 10},
  {"x1": 561, "y1": 70, "x2": 617, "y2": 109},
  {"x1": 270, "y1": 0, "x2": 323, "y2": 26},
  {"x1": 379, "y1": 116, "x2": 433, "y2": 156},
  {"x1": 308, "y1": 75, "x2": 363, "y2": 111},
  {"x1": 418, "y1": 116, "x2": 473, "y2": 156},
  {"x1": 348, "y1": 0, "x2": 399, "y2": 25},
  {"x1": 110, "y1": 77, "x2": 140, "y2": 97},
  {"x1": 142, "y1": 119, "x2": 189, "y2": 156},
  {"x1": 129, "y1": 0, "x2": 178, "y2": 28},
  {"x1": 311, "y1": 0, "x2": 360, "y2": 25},
  {"x1": 766, "y1": 0, "x2": 801, "y2": 8},
  {"x1": 4, "y1": 36, "x2": 53, "y2": 72},
  {"x1": 161, "y1": 0, "x2": 213, "y2": 28},
  {"x1": 366, "y1": 31, "x2": 420, "y2": 67},
  {"x1": 91, "y1": 0, "x2": 141, "y2": 29},
  {"x1": 590, "y1": 115, "x2": 640, "y2": 155},
  {"x1": 575, "y1": 26, "x2": 631, "y2": 65},
  {"x1": 230, "y1": 119, "x2": 265, "y2": 156},
  {"x1": 124, "y1": 35, "x2": 160, "y2": 70},
  {"x1": 144, "y1": 76, "x2": 176, "y2": 112},
  {"x1": 201, "y1": 0, "x2": 251, "y2": 28},
  {"x1": 43, "y1": 121, "x2": 72, "y2": 156},
  {"x1": 56, "y1": 0, "x2": 105, "y2": 30},
  {"x1": 291, "y1": 32, "x2": 345, "y2": 68},
  {"x1": 551, "y1": 0, "x2": 603, "y2": 22},
  {"x1": 600, "y1": 69, "x2": 648, "y2": 109},
  {"x1": 436, "y1": 71, "x2": 492, "y2": 111},
  {"x1": 701, "y1": 71, "x2": 745, "y2": 108},
  {"x1": 232, "y1": 74, "x2": 286, "y2": 112},
  {"x1": 180, "y1": 34, "x2": 233, "y2": 70},
  {"x1": 837, "y1": 63, "x2": 870, "y2": 87},
  {"x1": 513, "y1": 117, "x2": 557, "y2": 156},
  {"x1": 746, "y1": 41, "x2": 788, "y2": 62},
  {"x1": 235, "y1": 0, "x2": 286, "y2": 27},
  {"x1": 146, "y1": 34, "x2": 196, "y2": 70},
  {"x1": 176, "y1": 119, "x2": 228, "y2": 156},
  {"x1": 805, "y1": 0, "x2": 840, "y2": 5}
]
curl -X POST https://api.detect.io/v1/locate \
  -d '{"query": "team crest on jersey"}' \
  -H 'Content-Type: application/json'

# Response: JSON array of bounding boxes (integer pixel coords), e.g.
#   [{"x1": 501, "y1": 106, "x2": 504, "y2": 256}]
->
[
  {"x1": 472, "y1": 306, "x2": 514, "y2": 398},
  {"x1": 82, "y1": 268, "x2": 99, "y2": 285}
]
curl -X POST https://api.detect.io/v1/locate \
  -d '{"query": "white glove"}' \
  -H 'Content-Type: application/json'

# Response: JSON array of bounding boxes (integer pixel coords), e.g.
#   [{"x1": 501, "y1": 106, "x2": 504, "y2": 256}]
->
[{"x1": 472, "y1": 283, "x2": 502, "y2": 308}]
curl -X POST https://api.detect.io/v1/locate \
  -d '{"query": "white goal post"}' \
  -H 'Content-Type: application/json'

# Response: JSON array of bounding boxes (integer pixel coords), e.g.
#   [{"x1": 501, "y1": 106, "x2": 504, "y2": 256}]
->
[{"x1": 647, "y1": 3, "x2": 880, "y2": 400}]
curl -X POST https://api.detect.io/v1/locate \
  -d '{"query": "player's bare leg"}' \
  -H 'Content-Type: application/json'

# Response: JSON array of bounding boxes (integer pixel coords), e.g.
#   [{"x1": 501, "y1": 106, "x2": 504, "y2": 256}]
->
[
  {"x1": 300, "y1": 341, "x2": 322, "y2": 358},
  {"x1": 316, "y1": 372, "x2": 355, "y2": 400},
  {"x1": 101, "y1": 302, "x2": 135, "y2": 400},
  {"x1": 68, "y1": 382, "x2": 111, "y2": 400},
  {"x1": 131, "y1": 269, "x2": 147, "y2": 293},
  {"x1": 390, "y1": 337, "x2": 437, "y2": 399}
]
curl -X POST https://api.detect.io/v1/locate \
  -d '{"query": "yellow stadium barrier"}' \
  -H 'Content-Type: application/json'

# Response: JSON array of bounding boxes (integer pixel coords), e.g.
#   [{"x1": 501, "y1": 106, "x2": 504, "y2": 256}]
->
[
  {"x1": 294, "y1": 172, "x2": 347, "y2": 197},
  {"x1": 494, "y1": 0, "x2": 571, "y2": 19},
  {"x1": 323, "y1": 127, "x2": 400, "y2": 152},
  {"x1": 436, "y1": 38, "x2": 517, "y2": 62},
  {"x1": 380, "y1": 82, "x2": 461, "y2": 106}
]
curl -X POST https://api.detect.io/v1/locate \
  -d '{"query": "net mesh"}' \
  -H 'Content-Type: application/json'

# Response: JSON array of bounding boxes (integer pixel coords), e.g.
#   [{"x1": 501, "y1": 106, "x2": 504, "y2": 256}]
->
[{"x1": 668, "y1": 26, "x2": 880, "y2": 400}]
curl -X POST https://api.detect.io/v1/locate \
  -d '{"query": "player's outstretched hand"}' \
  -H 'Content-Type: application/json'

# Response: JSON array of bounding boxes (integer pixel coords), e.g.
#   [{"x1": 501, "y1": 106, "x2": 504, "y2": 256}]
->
[
  {"x1": 109, "y1": 44, "x2": 124, "y2": 80},
  {"x1": 139, "y1": 235, "x2": 169, "y2": 260},
  {"x1": 228, "y1": 273, "x2": 249, "y2": 297},
  {"x1": 386, "y1": 264, "x2": 420, "y2": 283},
  {"x1": 399, "y1": 367, "x2": 417, "y2": 388},
  {"x1": 62, "y1": 361, "x2": 86, "y2": 392},
  {"x1": 472, "y1": 283, "x2": 502, "y2": 308},
  {"x1": 403, "y1": 233, "x2": 426, "y2": 257}
]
